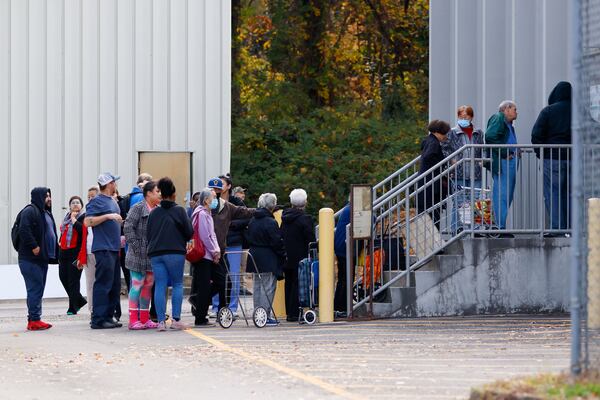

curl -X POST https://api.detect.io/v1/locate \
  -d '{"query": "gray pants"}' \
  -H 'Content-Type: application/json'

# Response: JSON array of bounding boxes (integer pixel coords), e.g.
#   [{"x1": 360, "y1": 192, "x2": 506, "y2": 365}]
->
[
  {"x1": 84, "y1": 253, "x2": 96, "y2": 313},
  {"x1": 253, "y1": 272, "x2": 276, "y2": 317}
]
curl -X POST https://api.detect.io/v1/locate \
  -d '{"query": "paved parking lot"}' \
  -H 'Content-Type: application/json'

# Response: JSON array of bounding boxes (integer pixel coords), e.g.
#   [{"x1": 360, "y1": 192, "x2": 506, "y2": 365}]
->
[{"x1": 0, "y1": 299, "x2": 570, "y2": 399}]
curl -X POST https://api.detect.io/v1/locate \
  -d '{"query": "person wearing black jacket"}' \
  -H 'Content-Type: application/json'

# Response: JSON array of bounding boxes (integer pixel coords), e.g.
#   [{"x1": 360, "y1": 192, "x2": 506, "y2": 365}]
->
[
  {"x1": 146, "y1": 177, "x2": 193, "y2": 331},
  {"x1": 58, "y1": 196, "x2": 87, "y2": 315},
  {"x1": 17, "y1": 187, "x2": 59, "y2": 331},
  {"x1": 416, "y1": 120, "x2": 450, "y2": 229},
  {"x1": 281, "y1": 189, "x2": 315, "y2": 322},
  {"x1": 246, "y1": 193, "x2": 286, "y2": 327},
  {"x1": 531, "y1": 81, "x2": 572, "y2": 231}
]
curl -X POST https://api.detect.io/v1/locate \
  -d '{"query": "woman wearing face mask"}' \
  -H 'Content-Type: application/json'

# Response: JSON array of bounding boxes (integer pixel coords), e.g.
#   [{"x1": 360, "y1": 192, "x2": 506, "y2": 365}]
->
[
  {"x1": 189, "y1": 188, "x2": 221, "y2": 326},
  {"x1": 441, "y1": 105, "x2": 485, "y2": 234},
  {"x1": 58, "y1": 196, "x2": 88, "y2": 315}
]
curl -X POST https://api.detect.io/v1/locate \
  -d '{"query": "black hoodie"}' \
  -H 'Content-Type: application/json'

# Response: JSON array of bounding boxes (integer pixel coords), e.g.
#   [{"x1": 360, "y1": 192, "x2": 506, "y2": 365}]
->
[
  {"x1": 281, "y1": 207, "x2": 315, "y2": 271},
  {"x1": 17, "y1": 187, "x2": 59, "y2": 264},
  {"x1": 146, "y1": 200, "x2": 194, "y2": 257},
  {"x1": 531, "y1": 81, "x2": 572, "y2": 159}
]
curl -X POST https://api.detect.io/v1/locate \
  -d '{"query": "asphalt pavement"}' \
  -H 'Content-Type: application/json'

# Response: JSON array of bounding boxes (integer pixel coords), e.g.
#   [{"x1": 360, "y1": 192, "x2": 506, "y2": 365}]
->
[{"x1": 0, "y1": 298, "x2": 570, "y2": 399}]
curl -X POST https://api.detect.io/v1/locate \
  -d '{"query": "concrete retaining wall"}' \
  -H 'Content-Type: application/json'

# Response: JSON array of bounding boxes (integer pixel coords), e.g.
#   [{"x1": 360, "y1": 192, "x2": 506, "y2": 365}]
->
[{"x1": 390, "y1": 238, "x2": 571, "y2": 317}]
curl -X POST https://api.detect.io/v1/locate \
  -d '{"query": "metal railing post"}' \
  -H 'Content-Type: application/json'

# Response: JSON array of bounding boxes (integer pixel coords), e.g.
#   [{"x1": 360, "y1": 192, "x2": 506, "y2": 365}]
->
[{"x1": 570, "y1": 0, "x2": 583, "y2": 375}]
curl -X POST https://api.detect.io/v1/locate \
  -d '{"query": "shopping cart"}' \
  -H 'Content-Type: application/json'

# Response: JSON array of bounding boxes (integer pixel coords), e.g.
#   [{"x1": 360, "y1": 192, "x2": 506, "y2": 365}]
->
[
  {"x1": 297, "y1": 242, "x2": 319, "y2": 324},
  {"x1": 455, "y1": 184, "x2": 499, "y2": 237},
  {"x1": 216, "y1": 250, "x2": 279, "y2": 329}
]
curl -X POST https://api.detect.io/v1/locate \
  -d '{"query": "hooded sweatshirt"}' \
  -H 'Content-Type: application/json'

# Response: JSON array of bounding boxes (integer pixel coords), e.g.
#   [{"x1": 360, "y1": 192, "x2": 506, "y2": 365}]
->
[
  {"x1": 146, "y1": 200, "x2": 194, "y2": 257},
  {"x1": 281, "y1": 207, "x2": 315, "y2": 271},
  {"x1": 17, "y1": 187, "x2": 59, "y2": 264},
  {"x1": 531, "y1": 81, "x2": 572, "y2": 159}
]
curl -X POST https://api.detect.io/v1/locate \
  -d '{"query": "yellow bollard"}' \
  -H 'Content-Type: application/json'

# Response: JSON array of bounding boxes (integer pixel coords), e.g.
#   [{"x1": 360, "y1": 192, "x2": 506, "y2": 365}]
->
[
  {"x1": 588, "y1": 199, "x2": 600, "y2": 329},
  {"x1": 272, "y1": 209, "x2": 287, "y2": 319},
  {"x1": 318, "y1": 208, "x2": 335, "y2": 323}
]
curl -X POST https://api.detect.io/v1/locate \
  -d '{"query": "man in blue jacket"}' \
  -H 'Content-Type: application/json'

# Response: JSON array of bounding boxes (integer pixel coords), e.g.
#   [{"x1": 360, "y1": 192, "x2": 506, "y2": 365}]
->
[
  {"x1": 334, "y1": 202, "x2": 350, "y2": 316},
  {"x1": 17, "y1": 187, "x2": 59, "y2": 331}
]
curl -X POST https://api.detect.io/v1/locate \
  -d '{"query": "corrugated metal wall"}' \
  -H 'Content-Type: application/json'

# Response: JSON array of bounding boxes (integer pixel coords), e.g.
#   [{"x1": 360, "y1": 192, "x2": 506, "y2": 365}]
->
[
  {"x1": 430, "y1": 0, "x2": 569, "y2": 138},
  {"x1": 0, "y1": 0, "x2": 231, "y2": 264}
]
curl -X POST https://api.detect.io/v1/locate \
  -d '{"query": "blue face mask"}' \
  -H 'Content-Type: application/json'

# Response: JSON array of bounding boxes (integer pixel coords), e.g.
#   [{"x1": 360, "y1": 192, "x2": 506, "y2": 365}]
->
[
  {"x1": 457, "y1": 119, "x2": 471, "y2": 128},
  {"x1": 210, "y1": 198, "x2": 219, "y2": 210}
]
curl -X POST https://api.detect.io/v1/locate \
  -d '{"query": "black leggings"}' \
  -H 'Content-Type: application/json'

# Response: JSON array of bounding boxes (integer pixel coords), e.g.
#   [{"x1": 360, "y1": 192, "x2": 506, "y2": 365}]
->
[{"x1": 58, "y1": 249, "x2": 86, "y2": 313}]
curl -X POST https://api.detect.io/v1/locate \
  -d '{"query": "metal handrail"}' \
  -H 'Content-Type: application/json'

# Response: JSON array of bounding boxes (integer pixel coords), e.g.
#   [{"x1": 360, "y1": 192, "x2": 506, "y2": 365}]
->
[{"x1": 352, "y1": 143, "x2": 577, "y2": 315}]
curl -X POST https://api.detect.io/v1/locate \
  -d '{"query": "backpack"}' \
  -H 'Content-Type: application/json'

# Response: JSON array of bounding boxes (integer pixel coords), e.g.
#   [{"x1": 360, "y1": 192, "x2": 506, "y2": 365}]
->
[
  {"x1": 118, "y1": 193, "x2": 132, "y2": 219},
  {"x1": 11, "y1": 205, "x2": 35, "y2": 251}
]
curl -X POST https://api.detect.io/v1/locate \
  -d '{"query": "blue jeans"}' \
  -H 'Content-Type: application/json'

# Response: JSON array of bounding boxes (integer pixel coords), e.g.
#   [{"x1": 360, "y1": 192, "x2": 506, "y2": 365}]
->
[
  {"x1": 212, "y1": 246, "x2": 241, "y2": 312},
  {"x1": 18, "y1": 259, "x2": 48, "y2": 321},
  {"x1": 492, "y1": 157, "x2": 518, "y2": 229},
  {"x1": 543, "y1": 159, "x2": 570, "y2": 230},
  {"x1": 451, "y1": 179, "x2": 482, "y2": 233},
  {"x1": 91, "y1": 250, "x2": 121, "y2": 325},
  {"x1": 151, "y1": 254, "x2": 185, "y2": 322}
]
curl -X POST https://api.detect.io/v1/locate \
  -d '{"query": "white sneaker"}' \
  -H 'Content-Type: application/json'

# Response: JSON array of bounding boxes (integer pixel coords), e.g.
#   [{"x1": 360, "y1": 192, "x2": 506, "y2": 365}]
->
[
  {"x1": 208, "y1": 311, "x2": 216, "y2": 318},
  {"x1": 157, "y1": 321, "x2": 167, "y2": 332},
  {"x1": 169, "y1": 320, "x2": 188, "y2": 330}
]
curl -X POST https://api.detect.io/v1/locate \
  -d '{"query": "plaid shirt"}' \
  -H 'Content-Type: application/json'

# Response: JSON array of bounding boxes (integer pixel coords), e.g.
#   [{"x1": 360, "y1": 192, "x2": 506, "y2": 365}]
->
[
  {"x1": 441, "y1": 125, "x2": 485, "y2": 181},
  {"x1": 123, "y1": 201, "x2": 152, "y2": 272}
]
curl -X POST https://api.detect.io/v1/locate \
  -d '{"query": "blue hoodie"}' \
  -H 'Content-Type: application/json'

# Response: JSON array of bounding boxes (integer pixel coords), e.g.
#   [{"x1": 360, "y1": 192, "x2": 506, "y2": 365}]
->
[{"x1": 334, "y1": 204, "x2": 350, "y2": 257}]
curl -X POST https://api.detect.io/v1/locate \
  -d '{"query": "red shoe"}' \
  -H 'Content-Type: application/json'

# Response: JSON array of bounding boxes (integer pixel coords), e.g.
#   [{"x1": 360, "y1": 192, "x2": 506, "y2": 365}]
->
[{"x1": 27, "y1": 320, "x2": 52, "y2": 331}]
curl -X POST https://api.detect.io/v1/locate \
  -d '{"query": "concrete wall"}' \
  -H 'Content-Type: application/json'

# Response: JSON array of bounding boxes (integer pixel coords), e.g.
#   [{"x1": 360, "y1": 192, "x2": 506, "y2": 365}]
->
[
  {"x1": 411, "y1": 238, "x2": 571, "y2": 317},
  {"x1": 0, "y1": 0, "x2": 231, "y2": 266}
]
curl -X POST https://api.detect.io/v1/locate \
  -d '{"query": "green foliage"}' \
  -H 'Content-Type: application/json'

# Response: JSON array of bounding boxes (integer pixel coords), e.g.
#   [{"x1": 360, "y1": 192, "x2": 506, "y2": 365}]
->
[
  {"x1": 231, "y1": 0, "x2": 429, "y2": 215},
  {"x1": 232, "y1": 106, "x2": 423, "y2": 214}
]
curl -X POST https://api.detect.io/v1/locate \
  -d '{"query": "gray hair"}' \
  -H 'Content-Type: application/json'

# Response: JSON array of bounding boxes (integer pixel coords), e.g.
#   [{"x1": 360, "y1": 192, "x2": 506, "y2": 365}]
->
[
  {"x1": 498, "y1": 100, "x2": 516, "y2": 112},
  {"x1": 87, "y1": 185, "x2": 99, "y2": 193},
  {"x1": 198, "y1": 188, "x2": 214, "y2": 208},
  {"x1": 137, "y1": 172, "x2": 153, "y2": 185},
  {"x1": 289, "y1": 188, "x2": 307, "y2": 208},
  {"x1": 257, "y1": 193, "x2": 277, "y2": 211}
]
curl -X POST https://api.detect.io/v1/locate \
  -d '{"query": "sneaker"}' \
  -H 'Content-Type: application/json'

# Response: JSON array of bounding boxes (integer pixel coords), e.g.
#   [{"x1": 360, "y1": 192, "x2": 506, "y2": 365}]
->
[
  {"x1": 143, "y1": 320, "x2": 159, "y2": 329},
  {"x1": 208, "y1": 311, "x2": 216, "y2": 318},
  {"x1": 157, "y1": 321, "x2": 167, "y2": 332},
  {"x1": 66, "y1": 311, "x2": 76, "y2": 316},
  {"x1": 265, "y1": 319, "x2": 279, "y2": 327},
  {"x1": 110, "y1": 319, "x2": 123, "y2": 328},
  {"x1": 27, "y1": 320, "x2": 52, "y2": 331},
  {"x1": 128, "y1": 321, "x2": 146, "y2": 330},
  {"x1": 194, "y1": 319, "x2": 215, "y2": 328},
  {"x1": 169, "y1": 320, "x2": 188, "y2": 330}
]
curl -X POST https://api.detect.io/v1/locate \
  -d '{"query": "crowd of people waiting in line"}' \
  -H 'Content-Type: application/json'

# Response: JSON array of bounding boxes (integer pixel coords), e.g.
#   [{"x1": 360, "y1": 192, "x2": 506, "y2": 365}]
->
[
  {"x1": 416, "y1": 81, "x2": 572, "y2": 237},
  {"x1": 14, "y1": 81, "x2": 571, "y2": 331},
  {"x1": 14, "y1": 172, "x2": 352, "y2": 331}
]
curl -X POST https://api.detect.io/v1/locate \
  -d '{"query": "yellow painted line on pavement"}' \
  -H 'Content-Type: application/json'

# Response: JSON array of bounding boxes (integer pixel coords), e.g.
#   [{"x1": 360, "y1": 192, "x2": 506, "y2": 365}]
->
[{"x1": 185, "y1": 329, "x2": 361, "y2": 400}]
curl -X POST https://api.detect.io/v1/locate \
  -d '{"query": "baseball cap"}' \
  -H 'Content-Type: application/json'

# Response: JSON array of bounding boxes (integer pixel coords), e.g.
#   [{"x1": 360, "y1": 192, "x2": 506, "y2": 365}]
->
[
  {"x1": 207, "y1": 178, "x2": 223, "y2": 190},
  {"x1": 97, "y1": 173, "x2": 121, "y2": 186},
  {"x1": 232, "y1": 186, "x2": 246, "y2": 194}
]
